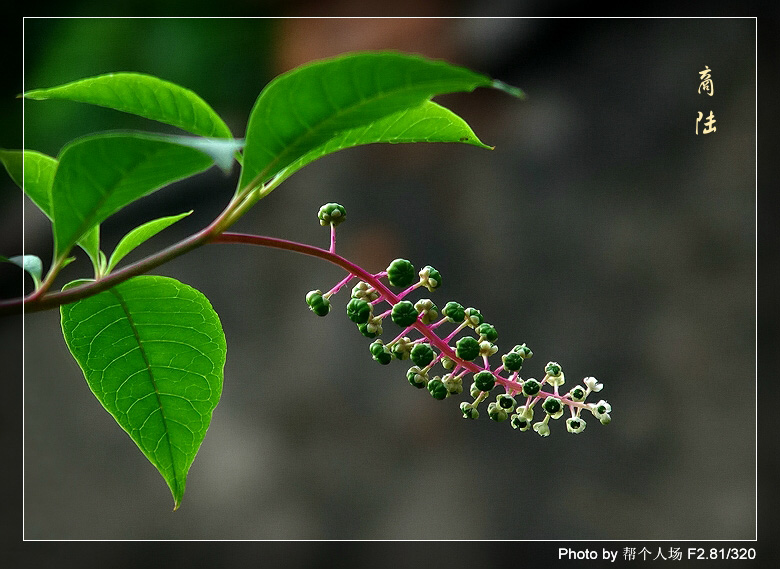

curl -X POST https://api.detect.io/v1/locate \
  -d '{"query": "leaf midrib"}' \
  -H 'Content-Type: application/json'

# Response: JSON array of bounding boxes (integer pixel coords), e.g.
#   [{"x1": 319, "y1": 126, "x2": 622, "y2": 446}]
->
[{"x1": 109, "y1": 286, "x2": 179, "y2": 497}]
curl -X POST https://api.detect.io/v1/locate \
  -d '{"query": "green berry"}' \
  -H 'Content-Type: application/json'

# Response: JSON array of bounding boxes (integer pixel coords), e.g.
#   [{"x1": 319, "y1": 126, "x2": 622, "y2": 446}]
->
[
  {"x1": 569, "y1": 386, "x2": 586, "y2": 401},
  {"x1": 427, "y1": 377, "x2": 448, "y2": 400},
  {"x1": 369, "y1": 340, "x2": 392, "y2": 365},
  {"x1": 566, "y1": 417, "x2": 587, "y2": 433},
  {"x1": 522, "y1": 378, "x2": 541, "y2": 397},
  {"x1": 501, "y1": 351, "x2": 524, "y2": 372},
  {"x1": 387, "y1": 258, "x2": 416, "y2": 287},
  {"x1": 512, "y1": 343, "x2": 533, "y2": 359},
  {"x1": 460, "y1": 402, "x2": 479, "y2": 420},
  {"x1": 357, "y1": 322, "x2": 378, "y2": 338},
  {"x1": 455, "y1": 336, "x2": 480, "y2": 361},
  {"x1": 464, "y1": 307, "x2": 483, "y2": 327},
  {"x1": 305, "y1": 290, "x2": 331, "y2": 316},
  {"x1": 407, "y1": 366, "x2": 427, "y2": 388},
  {"x1": 318, "y1": 202, "x2": 347, "y2": 226},
  {"x1": 410, "y1": 343, "x2": 435, "y2": 368},
  {"x1": 510, "y1": 414, "x2": 531, "y2": 430},
  {"x1": 346, "y1": 298, "x2": 371, "y2": 324},
  {"x1": 542, "y1": 396, "x2": 562, "y2": 415},
  {"x1": 391, "y1": 301, "x2": 418, "y2": 327},
  {"x1": 443, "y1": 301, "x2": 465, "y2": 323},
  {"x1": 476, "y1": 323, "x2": 498, "y2": 342},
  {"x1": 473, "y1": 370, "x2": 495, "y2": 392},
  {"x1": 419, "y1": 265, "x2": 442, "y2": 292},
  {"x1": 488, "y1": 402, "x2": 508, "y2": 422},
  {"x1": 545, "y1": 361, "x2": 562, "y2": 376},
  {"x1": 497, "y1": 394, "x2": 516, "y2": 411}
]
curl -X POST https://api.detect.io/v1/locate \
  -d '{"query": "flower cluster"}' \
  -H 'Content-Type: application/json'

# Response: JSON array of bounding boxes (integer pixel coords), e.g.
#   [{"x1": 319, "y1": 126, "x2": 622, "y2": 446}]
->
[{"x1": 306, "y1": 204, "x2": 611, "y2": 436}]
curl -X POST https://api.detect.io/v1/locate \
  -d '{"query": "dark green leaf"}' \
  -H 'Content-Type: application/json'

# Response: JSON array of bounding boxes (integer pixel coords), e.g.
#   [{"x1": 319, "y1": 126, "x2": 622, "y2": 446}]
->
[
  {"x1": 239, "y1": 51, "x2": 520, "y2": 190},
  {"x1": 24, "y1": 72, "x2": 233, "y2": 138},
  {"x1": 60, "y1": 275, "x2": 226, "y2": 510},
  {"x1": 272, "y1": 101, "x2": 492, "y2": 190},
  {"x1": 51, "y1": 133, "x2": 214, "y2": 259},
  {"x1": 1, "y1": 254, "x2": 43, "y2": 288},
  {"x1": 107, "y1": 211, "x2": 192, "y2": 273}
]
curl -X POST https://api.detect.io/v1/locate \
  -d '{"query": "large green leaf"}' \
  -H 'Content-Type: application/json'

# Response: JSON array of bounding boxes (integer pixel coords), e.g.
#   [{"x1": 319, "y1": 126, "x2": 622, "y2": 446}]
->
[
  {"x1": 51, "y1": 133, "x2": 214, "y2": 259},
  {"x1": 24, "y1": 72, "x2": 233, "y2": 138},
  {"x1": 1, "y1": 148, "x2": 100, "y2": 266},
  {"x1": 106, "y1": 211, "x2": 192, "y2": 273},
  {"x1": 239, "y1": 51, "x2": 522, "y2": 191},
  {"x1": 60, "y1": 275, "x2": 226, "y2": 509},
  {"x1": 271, "y1": 100, "x2": 491, "y2": 191}
]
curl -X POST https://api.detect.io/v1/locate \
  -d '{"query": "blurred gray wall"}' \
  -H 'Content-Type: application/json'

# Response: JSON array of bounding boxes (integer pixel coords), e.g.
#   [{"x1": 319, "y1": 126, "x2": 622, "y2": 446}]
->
[{"x1": 8, "y1": 17, "x2": 755, "y2": 539}]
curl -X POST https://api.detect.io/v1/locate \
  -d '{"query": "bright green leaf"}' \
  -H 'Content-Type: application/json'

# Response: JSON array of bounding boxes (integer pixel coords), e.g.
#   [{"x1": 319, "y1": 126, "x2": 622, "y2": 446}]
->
[
  {"x1": 107, "y1": 211, "x2": 193, "y2": 273},
  {"x1": 271, "y1": 100, "x2": 492, "y2": 191},
  {"x1": 1, "y1": 148, "x2": 101, "y2": 267},
  {"x1": 60, "y1": 275, "x2": 226, "y2": 510},
  {"x1": 1, "y1": 254, "x2": 43, "y2": 288},
  {"x1": 239, "y1": 51, "x2": 522, "y2": 191},
  {"x1": 51, "y1": 133, "x2": 214, "y2": 259},
  {"x1": 1, "y1": 148, "x2": 57, "y2": 215},
  {"x1": 24, "y1": 72, "x2": 233, "y2": 138}
]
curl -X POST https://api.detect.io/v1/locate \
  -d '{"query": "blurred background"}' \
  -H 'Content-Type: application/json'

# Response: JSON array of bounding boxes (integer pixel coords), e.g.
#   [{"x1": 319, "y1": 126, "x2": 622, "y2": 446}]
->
[{"x1": 4, "y1": 17, "x2": 756, "y2": 540}]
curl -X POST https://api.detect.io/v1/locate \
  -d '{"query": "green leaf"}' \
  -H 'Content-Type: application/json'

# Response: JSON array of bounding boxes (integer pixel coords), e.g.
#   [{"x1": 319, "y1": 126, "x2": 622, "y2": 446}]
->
[
  {"x1": 1, "y1": 148, "x2": 57, "y2": 214},
  {"x1": 239, "y1": 51, "x2": 521, "y2": 191},
  {"x1": 24, "y1": 72, "x2": 233, "y2": 138},
  {"x1": 107, "y1": 211, "x2": 192, "y2": 273},
  {"x1": 1, "y1": 148, "x2": 101, "y2": 267},
  {"x1": 51, "y1": 133, "x2": 214, "y2": 259},
  {"x1": 1, "y1": 254, "x2": 43, "y2": 288},
  {"x1": 271, "y1": 100, "x2": 492, "y2": 190},
  {"x1": 60, "y1": 275, "x2": 226, "y2": 510}
]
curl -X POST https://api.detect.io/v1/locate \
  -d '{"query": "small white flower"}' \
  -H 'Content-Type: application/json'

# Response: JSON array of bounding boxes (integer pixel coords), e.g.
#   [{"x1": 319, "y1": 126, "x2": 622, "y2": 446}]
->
[
  {"x1": 583, "y1": 377, "x2": 603, "y2": 392},
  {"x1": 590, "y1": 399, "x2": 612, "y2": 419},
  {"x1": 566, "y1": 417, "x2": 587, "y2": 434},
  {"x1": 533, "y1": 421, "x2": 550, "y2": 437}
]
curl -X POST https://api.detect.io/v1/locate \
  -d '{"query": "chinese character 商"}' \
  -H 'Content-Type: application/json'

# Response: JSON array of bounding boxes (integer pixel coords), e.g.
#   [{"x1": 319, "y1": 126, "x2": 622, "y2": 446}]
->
[{"x1": 699, "y1": 65, "x2": 714, "y2": 96}]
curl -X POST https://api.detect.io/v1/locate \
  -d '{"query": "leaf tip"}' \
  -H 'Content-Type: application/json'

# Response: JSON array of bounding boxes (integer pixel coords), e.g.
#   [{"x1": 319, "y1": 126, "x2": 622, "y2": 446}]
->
[{"x1": 491, "y1": 80, "x2": 526, "y2": 100}]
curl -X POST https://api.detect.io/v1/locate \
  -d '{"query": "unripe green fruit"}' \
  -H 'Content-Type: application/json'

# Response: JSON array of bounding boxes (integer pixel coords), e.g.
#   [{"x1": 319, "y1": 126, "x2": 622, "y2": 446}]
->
[
  {"x1": 522, "y1": 378, "x2": 541, "y2": 397},
  {"x1": 473, "y1": 370, "x2": 496, "y2": 392},
  {"x1": 346, "y1": 298, "x2": 371, "y2": 324},
  {"x1": 501, "y1": 351, "x2": 524, "y2": 372},
  {"x1": 391, "y1": 301, "x2": 418, "y2": 327},
  {"x1": 427, "y1": 378, "x2": 448, "y2": 400},
  {"x1": 476, "y1": 323, "x2": 498, "y2": 342},
  {"x1": 443, "y1": 301, "x2": 465, "y2": 323},
  {"x1": 318, "y1": 202, "x2": 347, "y2": 226},
  {"x1": 455, "y1": 336, "x2": 480, "y2": 361},
  {"x1": 305, "y1": 290, "x2": 331, "y2": 316},
  {"x1": 387, "y1": 258, "x2": 415, "y2": 287},
  {"x1": 410, "y1": 343, "x2": 435, "y2": 368}
]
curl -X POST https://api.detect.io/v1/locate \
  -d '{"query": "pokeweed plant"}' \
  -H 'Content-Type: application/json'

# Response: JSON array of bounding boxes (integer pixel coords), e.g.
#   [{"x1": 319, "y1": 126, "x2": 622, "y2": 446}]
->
[{"x1": 2, "y1": 51, "x2": 612, "y2": 511}]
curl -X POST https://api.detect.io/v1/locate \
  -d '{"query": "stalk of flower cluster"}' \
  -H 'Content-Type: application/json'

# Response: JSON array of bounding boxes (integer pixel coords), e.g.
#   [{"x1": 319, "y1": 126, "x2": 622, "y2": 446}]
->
[{"x1": 290, "y1": 203, "x2": 612, "y2": 436}]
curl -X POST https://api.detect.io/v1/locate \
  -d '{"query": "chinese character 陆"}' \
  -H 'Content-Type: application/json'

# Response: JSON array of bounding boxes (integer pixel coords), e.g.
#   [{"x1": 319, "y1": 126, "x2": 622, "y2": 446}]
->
[
  {"x1": 696, "y1": 111, "x2": 717, "y2": 135},
  {"x1": 699, "y1": 65, "x2": 714, "y2": 96}
]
